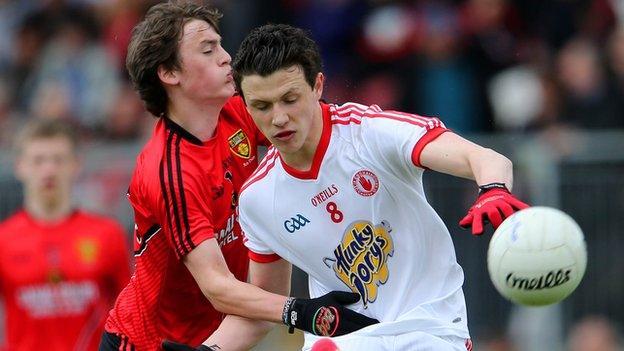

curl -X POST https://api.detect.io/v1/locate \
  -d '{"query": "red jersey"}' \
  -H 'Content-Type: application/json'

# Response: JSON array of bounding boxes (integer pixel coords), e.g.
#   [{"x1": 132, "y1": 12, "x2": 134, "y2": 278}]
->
[
  {"x1": 0, "y1": 209, "x2": 130, "y2": 351},
  {"x1": 105, "y1": 96, "x2": 267, "y2": 350}
]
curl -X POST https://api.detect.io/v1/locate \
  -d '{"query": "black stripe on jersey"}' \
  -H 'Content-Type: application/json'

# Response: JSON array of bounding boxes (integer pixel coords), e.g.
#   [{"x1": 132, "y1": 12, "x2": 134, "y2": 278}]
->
[
  {"x1": 166, "y1": 132, "x2": 189, "y2": 256},
  {"x1": 133, "y1": 224, "x2": 162, "y2": 256},
  {"x1": 159, "y1": 157, "x2": 177, "y2": 254},
  {"x1": 174, "y1": 134, "x2": 196, "y2": 251}
]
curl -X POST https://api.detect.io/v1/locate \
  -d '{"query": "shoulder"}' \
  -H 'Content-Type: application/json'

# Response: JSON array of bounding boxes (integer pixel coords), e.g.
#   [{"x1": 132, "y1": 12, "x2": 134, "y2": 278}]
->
[
  {"x1": 329, "y1": 102, "x2": 443, "y2": 130},
  {"x1": 0, "y1": 211, "x2": 27, "y2": 235},
  {"x1": 220, "y1": 95, "x2": 250, "y2": 123}
]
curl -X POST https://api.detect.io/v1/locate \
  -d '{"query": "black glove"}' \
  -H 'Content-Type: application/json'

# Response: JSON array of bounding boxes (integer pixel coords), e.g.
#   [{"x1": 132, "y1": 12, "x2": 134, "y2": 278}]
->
[
  {"x1": 282, "y1": 291, "x2": 379, "y2": 337},
  {"x1": 161, "y1": 340, "x2": 216, "y2": 351}
]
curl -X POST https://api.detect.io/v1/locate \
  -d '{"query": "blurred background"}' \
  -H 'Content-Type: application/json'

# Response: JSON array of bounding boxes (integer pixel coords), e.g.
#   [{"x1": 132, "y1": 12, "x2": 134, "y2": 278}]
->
[{"x1": 0, "y1": 0, "x2": 623, "y2": 350}]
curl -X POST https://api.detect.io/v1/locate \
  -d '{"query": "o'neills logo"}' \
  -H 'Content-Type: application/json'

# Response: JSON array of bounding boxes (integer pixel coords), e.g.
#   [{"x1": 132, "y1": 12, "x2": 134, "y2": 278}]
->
[
  {"x1": 311, "y1": 184, "x2": 339, "y2": 207},
  {"x1": 352, "y1": 170, "x2": 379, "y2": 197},
  {"x1": 505, "y1": 269, "x2": 572, "y2": 291}
]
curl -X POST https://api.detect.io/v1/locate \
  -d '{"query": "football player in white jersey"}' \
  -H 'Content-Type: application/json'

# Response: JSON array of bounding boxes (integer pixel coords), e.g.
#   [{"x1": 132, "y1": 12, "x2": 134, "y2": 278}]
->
[{"x1": 164, "y1": 24, "x2": 528, "y2": 351}]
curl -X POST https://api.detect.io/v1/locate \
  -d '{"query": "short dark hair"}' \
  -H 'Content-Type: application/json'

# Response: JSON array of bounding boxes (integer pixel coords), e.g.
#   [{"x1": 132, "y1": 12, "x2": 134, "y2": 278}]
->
[
  {"x1": 126, "y1": 1, "x2": 222, "y2": 117},
  {"x1": 233, "y1": 24, "x2": 322, "y2": 99},
  {"x1": 15, "y1": 119, "x2": 78, "y2": 154}
]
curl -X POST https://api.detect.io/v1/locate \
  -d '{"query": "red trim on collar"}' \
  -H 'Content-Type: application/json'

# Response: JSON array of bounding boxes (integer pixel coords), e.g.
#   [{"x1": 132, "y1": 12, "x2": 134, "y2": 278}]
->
[{"x1": 280, "y1": 102, "x2": 332, "y2": 180}]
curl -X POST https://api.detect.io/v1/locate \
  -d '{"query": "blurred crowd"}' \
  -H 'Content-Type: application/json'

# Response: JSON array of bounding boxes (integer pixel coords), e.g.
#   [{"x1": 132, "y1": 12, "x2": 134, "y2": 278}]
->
[
  {"x1": 0, "y1": 1, "x2": 622, "y2": 350},
  {"x1": 0, "y1": 0, "x2": 623, "y2": 148}
]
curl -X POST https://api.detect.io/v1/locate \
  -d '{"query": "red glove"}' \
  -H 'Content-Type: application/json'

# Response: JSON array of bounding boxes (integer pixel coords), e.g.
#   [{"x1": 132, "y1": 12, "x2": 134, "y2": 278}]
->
[{"x1": 459, "y1": 183, "x2": 529, "y2": 235}]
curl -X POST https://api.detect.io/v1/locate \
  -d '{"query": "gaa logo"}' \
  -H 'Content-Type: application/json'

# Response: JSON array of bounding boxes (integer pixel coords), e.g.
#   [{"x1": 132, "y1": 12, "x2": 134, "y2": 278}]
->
[
  {"x1": 283, "y1": 214, "x2": 310, "y2": 233},
  {"x1": 352, "y1": 169, "x2": 379, "y2": 197}
]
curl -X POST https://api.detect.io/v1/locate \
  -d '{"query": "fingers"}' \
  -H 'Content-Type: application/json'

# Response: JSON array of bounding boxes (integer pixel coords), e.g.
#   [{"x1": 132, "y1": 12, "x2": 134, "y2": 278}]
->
[
  {"x1": 471, "y1": 210, "x2": 485, "y2": 235},
  {"x1": 329, "y1": 291, "x2": 360, "y2": 305},
  {"x1": 508, "y1": 197, "x2": 530, "y2": 211},
  {"x1": 333, "y1": 309, "x2": 380, "y2": 336},
  {"x1": 459, "y1": 212, "x2": 473, "y2": 228},
  {"x1": 486, "y1": 207, "x2": 504, "y2": 229},
  {"x1": 497, "y1": 201, "x2": 515, "y2": 219},
  {"x1": 342, "y1": 308, "x2": 380, "y2": 325}
]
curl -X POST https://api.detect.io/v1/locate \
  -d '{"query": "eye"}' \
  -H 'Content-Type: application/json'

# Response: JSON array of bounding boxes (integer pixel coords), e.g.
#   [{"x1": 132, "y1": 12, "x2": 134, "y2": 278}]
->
[
  {"x1": 284, "y1": 96, "x2": 297, "y2": 104},
  {"x1": 253, "y1": 103, "x2": 269, "y2": 111}
]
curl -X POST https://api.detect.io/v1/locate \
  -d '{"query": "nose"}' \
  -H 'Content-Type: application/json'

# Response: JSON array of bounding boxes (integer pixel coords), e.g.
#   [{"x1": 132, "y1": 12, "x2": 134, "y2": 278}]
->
[
  {"x1": 272, "y1": 106, "x2": 289, "y2": 127},
  {"x1": 220, "y1": 47, "x2": 232, "y2": 66}
]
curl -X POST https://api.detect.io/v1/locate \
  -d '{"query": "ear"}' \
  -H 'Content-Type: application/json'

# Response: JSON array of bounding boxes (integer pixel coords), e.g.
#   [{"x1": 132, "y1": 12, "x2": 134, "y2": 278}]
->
[
  {"x1": 313, "y1": 72, "x2": 324, "y2": 100},
  {"x1": 157, "y1": 64, "x2": 179, "y2": 86}
]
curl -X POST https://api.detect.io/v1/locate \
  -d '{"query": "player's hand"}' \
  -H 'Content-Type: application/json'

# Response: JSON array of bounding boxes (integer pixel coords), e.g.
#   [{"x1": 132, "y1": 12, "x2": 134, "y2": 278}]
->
[
  {"x1": 161, "y1": 340, "x2": 216, "y2": 351},
  {"x1": 282, "y1": 291, "x2": 379, "y2": 337},
  {"x1": 459, "y1": 182, "x2": 529, "y2": 235}
]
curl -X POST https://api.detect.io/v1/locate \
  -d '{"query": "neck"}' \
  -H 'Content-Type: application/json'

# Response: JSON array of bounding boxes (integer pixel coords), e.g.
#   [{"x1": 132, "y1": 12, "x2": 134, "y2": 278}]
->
[
  {"x1": 25, "y1": 194, "x2": 73, "y2": 223},
  {"x1": 167, "y1": 96, "x2": 227, "y2": 141}
]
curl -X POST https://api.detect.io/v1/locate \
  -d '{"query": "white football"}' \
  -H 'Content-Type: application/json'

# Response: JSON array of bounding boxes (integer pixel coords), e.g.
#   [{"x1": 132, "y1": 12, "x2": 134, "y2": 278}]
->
[{"x1": 487, "y1": 207, "x2": 587, "y2": 306}]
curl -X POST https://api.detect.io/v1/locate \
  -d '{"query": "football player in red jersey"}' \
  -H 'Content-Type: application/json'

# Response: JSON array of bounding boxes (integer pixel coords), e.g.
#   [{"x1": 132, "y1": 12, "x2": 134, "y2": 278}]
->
[
  {"x1": 0, "y1": 119, "x2": 130, "y2": 351},
  {"x1": 101, "y1": 2, "x2": 377, "y2": 351}
]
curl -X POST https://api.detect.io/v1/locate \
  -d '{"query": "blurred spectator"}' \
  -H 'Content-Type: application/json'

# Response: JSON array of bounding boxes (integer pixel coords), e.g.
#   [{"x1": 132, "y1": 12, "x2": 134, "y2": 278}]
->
[
  {"x1": 567, "y1": 315, "x2": 622, "y2": 351},
  {"x1": 102, "y1": 83, "x2": 147, "y2": 140},
  {"x1": 487, "y1": 65, "x2": 543, "y2": 131},
  {"x1": 409, "y1": 1, "x2": 482, "y2": 133},
  {"x1": 24, "y1": 3, "x2": 120, "y2": 131},
  {"x1": 0, "y1": 118, "x2": 131, "y2": 350},
  {"x1": 556, "y1": 36, "x2": 623, "y2": 129},
  {"x1": 460, "y1": 0, "x2": 529, "y2": 131},
  {"x1": 606, "y1": 26, "x2": 624, "y2": 103}
]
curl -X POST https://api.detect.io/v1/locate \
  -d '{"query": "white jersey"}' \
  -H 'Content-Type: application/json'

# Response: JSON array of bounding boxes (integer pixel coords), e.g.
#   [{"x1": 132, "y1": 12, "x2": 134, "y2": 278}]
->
[{"x1": 239, "y1": 102, "x2": 470, "y2": 343}]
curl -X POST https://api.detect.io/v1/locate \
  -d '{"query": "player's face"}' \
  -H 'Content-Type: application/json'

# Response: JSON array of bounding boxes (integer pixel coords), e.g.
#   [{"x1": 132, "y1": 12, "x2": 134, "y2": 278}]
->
[
  {"x1": 241, "y1": 66, "x2": 324, "y2": 165},
  {"x1": 15, "y1": 137, "x2": 79, "y2": 205},
  {"x1": 171, "y1": 20, "x2": 234, "y2": 103}
]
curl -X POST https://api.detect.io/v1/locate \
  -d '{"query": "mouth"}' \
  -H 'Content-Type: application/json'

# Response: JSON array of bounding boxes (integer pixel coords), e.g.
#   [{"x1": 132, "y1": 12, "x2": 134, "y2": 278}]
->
[
  {"x1": 226, "y1": 71, "x2": 233, "y2": 82},
  {"x1": 273, "y1": 130, "x2": 295, "y2": 141}
]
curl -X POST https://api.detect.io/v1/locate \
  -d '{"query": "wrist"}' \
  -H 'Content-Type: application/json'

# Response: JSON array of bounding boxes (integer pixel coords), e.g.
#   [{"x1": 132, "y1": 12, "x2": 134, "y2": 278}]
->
[
  {"x1": 478, "y1": 182, "x2": 509, "y2": 195},
  {"x1": 282, "y1": 297, "x2": 297, "y2": 333}
]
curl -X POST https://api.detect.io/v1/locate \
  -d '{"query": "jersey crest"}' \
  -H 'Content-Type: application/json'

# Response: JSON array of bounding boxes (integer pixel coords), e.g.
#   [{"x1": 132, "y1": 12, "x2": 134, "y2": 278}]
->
[
  {"x1": 352, "y1": 169, "x2": 379, "y2": 197},
  {"x1": 228, "y1": 129, "x2": 250, "y2": 159},
  {"x1": 323, "y1": 220, "x2": 394, "y2": 307},
  {"x1": 75, "y1": 238, "x2": 99, "y2": 264}
]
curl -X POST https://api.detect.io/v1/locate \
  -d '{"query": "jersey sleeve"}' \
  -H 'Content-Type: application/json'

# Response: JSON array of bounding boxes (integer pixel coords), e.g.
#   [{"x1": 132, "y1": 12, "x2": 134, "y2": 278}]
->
[
  {"x1": 238, "y1": 199, "x2": 280, "y2": 263},
  {"x1": 158, "y1": 154, "x2": 215, "y2": 259},
  {"x1": 357, "y1": 104, "x2": 448, "y2": 172}
]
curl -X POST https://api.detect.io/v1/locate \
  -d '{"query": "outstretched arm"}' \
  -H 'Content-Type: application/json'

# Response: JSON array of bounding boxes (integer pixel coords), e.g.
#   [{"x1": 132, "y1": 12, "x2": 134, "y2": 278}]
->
[
  {"x1": 419, "y1": 132, "x2": 514, "y2": 189},
  {"x1": 420, "y1": 132, "x2": 529, "y2": 235}
]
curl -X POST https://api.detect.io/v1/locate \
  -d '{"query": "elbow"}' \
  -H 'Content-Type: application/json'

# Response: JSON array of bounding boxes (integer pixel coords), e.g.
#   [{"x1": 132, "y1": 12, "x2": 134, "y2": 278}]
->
[{"x1": 200, "y1": 277, "x2": 237, "y2": 314}]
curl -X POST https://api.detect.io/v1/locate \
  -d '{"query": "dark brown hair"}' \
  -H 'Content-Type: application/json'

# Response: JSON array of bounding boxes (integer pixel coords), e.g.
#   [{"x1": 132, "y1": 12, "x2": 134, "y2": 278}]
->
[
  {"x1": 126, "y1": 1, "x2": 222, "y2": 117},
  {"x1": 233, "y1": 24, "x2": 322, "y2": 100}
]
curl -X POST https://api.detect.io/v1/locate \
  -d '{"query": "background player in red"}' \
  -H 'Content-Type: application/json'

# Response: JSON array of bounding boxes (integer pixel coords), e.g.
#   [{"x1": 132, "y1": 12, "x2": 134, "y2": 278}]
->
[
  {"x1": 101, "y1": 2, "x2": 377, "y2": 351},
  {"x1": 0, "y1": 119, "x2": 131, "y2": 351}
]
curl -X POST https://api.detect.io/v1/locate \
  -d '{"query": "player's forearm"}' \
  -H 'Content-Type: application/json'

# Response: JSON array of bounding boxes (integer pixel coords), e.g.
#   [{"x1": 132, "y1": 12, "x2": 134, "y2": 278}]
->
[
  {"x1": 199, "y1": 272, "x2": 287, "y2": 323},
  {"x1": 201, "y1": 315, "x2": 275, "y2": 351},
  {"x1": 467, "y1": 147, "x2": 514, "y2": 190}
]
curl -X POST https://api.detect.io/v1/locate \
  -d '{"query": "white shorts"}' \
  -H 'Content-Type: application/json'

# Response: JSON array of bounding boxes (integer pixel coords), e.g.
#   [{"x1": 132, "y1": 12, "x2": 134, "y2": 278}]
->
[{"x1": 303, "y1": 332, "x2": 472, "y2": 351}]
